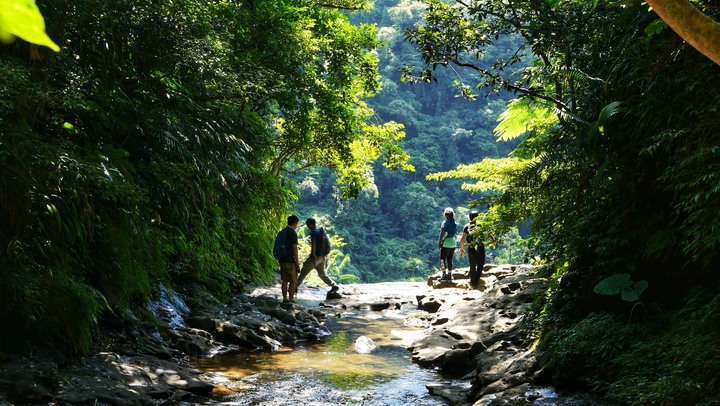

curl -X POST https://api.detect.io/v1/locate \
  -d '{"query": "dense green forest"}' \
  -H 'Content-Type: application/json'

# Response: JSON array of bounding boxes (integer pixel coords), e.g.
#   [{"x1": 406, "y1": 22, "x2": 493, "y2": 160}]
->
[
  {"x1": 291, "y1": 0, "x2": 526, "y2": 284},
  {"x1": 3, "y1": 0, "x2": 720, "y2": 404}
]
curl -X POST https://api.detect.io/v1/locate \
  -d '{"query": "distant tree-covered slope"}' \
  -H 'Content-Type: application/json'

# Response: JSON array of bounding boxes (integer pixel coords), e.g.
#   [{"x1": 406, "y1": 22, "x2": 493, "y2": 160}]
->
[{"x1": 292, "y1": 0, "x2": 524, "y2": 283}]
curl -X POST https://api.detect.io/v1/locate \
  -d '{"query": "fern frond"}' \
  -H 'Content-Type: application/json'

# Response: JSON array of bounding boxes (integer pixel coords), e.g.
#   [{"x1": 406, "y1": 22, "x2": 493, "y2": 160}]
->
[
  {"x1": 427, "y1": 157, "x2": 535, "y2": 193},
  {"x1": 522, "y1": 64, "x2": 604, "y2": 83},
  {"x1": 495, "y1": 98, "x2": 559, "y2": 141}
]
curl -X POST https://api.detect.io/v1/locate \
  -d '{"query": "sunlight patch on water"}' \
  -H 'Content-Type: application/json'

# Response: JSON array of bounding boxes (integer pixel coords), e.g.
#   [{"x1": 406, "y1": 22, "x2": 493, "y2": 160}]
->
[
  {"x1": 192, "y1": 313, "x2": 448, "y2": 405},
  {"x1": 194, "y1": 336, "x2": 407, "y2": 386}
]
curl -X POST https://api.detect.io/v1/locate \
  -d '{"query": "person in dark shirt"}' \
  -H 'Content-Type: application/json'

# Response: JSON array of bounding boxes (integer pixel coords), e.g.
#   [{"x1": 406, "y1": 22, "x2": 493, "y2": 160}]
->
[
  {"x1": 297, "y1": 218, "x2": 339, "y2": 293},
  {"x1": 278, "y1": 215, "x2": 300, "y2": 302},
  {"x1": 459, "y1": 210, "x2": 497, "y2": 288}
]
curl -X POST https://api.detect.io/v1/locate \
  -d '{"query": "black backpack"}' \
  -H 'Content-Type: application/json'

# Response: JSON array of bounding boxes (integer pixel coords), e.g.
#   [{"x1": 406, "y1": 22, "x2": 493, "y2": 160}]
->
[
  {"x1": 466, "y1": 223, "x2": 477, "y2": 244},
  {"x1": 273, "y1": 227, "x2": 289, "y2": 260},
  {"x1": 319, "y1": 227, "x2": 331, "y2": 255}
]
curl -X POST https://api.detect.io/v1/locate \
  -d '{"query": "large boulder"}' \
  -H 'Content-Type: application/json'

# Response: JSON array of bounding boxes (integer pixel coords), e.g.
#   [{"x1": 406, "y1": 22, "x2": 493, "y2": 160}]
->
[
  {"x1": 442, "y1": 348, "x2": 475, "y2": 377},
  {"x1": 166, "y1": 328, "x2": 215, "y2": 357},
  {"x1": 409, "y1": 332, "x2": 458, "y2": 368},
  {"x1": 214, "y1": 322, "x2": 282, "y2": 351},
  {"x1": 185, "y1": 315, "x2": 221, "y2": 334}
]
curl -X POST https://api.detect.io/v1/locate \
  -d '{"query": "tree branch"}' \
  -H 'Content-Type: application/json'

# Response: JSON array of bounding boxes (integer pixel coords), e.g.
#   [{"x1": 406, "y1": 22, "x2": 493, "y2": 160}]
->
[
  {"x1": 646, "y1": 0, "x2": 720, "y2": 66},
  {"x1": 450, "y1": 60, "x2": 570, "y2": 111}
]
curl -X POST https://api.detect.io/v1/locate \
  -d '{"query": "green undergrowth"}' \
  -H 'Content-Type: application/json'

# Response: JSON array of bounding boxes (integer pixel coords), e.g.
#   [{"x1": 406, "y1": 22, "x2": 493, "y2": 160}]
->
[{"x1": 538, "y1": 288, "x2": 720, "y2": 405}]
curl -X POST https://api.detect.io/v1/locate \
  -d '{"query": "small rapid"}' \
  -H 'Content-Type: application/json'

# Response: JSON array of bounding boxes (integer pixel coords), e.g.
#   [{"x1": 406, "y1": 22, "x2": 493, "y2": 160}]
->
[{"x1": 191, "y1": 286, "x2": 449, "y2": 405}]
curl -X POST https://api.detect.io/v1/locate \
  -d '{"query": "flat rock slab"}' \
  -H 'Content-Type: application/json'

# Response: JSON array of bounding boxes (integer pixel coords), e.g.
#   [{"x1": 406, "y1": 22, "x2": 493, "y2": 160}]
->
[
  {"x1": 54, "y1": 352, "x2": 213, "y2": 405},
  {"x1": 408, "y1": 265, "x2": 559, "y2": 404}
]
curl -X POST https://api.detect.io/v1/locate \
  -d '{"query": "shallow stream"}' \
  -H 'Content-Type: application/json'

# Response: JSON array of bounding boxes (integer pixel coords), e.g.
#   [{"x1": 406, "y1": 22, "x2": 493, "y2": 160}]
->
[
  {"x1": 186, "y1": 281, "x2": 592, "y2": 406},
  {"x1": 191, "y1": 291, "x2": 451, "y2": 405}
]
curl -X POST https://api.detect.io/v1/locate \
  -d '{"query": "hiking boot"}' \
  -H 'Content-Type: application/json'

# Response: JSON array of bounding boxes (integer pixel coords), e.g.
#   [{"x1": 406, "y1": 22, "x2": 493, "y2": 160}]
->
[{"x1": 330, "y1": 285, "x2": 339, "y2": 292}]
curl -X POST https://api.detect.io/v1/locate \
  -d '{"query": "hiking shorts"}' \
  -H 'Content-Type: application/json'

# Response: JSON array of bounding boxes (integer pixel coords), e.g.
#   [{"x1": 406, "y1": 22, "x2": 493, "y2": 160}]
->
[{"x1": 280, "y1": 262, "x2": 298, "y2": 284}]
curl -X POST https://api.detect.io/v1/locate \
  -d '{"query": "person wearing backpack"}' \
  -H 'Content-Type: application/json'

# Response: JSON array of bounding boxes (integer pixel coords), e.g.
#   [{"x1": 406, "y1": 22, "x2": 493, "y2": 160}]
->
[
  {"x1": 274, "y1": 215, "x2": 301, "y2": 302},
  {"x1": 460, "y1": 210, "x2": 497, "y2": 288},
  {"x1": 297, "y1": 218, "x2": 339, "y2": 294},
  {"x1": 438, "y1": 207, "x2": 458, "y2": 281}
]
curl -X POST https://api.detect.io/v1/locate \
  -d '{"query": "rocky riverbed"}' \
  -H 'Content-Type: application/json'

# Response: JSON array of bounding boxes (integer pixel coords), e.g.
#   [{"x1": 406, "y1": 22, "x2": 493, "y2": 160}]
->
[{"x1": 0, "y1": 264, "x2": 595, "y2": 405}]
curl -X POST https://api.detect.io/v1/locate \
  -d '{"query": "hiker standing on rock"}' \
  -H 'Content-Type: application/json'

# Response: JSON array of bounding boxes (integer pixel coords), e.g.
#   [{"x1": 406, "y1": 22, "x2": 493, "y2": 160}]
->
[
  {"x1": 297, "y1": 218, "x2": 339, "y2": 294},
  {"x1": 275, "y1": 215, "x2": 300, "y2": 302},
  {"x1": 460, "y1": 210, "x2": 497, "y2": 288},
  {"x1": 438, "y1": 207, "x2": 457, "y2": 281}
]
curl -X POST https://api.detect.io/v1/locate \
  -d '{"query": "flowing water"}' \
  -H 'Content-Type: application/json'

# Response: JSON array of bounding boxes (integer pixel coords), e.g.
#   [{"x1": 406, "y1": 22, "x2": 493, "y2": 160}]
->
[
  {"x1": 191, "y1": 293, "x2": 451, "y2": 406},
  {"x1": 175, "y1": 281, "x2": 594, "y2": 406}
]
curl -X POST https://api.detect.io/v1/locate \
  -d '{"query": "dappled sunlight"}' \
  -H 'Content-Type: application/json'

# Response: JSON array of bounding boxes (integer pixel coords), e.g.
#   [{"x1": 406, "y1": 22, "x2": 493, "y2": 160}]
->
[{"x1": 196, "y1": 346, "x2": 406, "y2": 381}]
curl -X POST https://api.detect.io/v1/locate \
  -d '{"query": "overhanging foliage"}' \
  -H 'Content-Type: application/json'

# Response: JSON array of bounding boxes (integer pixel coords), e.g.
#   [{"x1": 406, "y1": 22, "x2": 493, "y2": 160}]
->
[{"x1": 0, "y1": 0, "x2": 409, "y2": 353}]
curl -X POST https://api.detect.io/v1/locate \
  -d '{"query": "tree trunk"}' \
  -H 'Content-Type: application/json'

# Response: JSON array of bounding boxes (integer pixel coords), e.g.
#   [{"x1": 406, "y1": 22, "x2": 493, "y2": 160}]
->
[{"x1": 646, "y1": 0, "x2": 720, "y2": 66}]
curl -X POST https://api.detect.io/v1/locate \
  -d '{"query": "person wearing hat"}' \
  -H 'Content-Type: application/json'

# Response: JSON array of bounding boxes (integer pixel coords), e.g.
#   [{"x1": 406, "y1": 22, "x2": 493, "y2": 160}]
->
[
  {"x1": 460, "y1": 210, "x2": 497, "y2": 288},
  {"x1": 438, "y1": 207, "x2": 457, "y2": 281}
]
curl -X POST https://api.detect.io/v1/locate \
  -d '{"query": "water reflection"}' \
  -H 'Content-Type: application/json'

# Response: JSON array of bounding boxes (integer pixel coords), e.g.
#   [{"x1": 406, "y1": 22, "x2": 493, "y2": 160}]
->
[{"x1": 192, "y1": 313, "x2": 447, "y2": 405}]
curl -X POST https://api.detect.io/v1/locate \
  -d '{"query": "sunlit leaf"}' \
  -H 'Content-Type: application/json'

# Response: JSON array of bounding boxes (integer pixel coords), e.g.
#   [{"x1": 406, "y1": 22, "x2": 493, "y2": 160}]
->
[
  {"x1": 495, "y1": 98, "x2": 557, "y2": 141},
  {"x1": 0, "y1": 0, "x2": 60, "y2": 51}
]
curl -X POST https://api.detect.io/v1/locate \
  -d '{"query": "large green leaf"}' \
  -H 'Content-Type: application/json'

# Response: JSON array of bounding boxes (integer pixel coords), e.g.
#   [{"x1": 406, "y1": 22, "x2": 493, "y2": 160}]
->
[
  {"x1": 620, "y1": 286, "x2": 640, "y2": 302},
  {"x1": 593, "y1": 273, "x2": 633, "y2": 295},
  {"x1": 594, "y1": 274, "x2": 648, "y2": 302},
  {"x1": 0, "y1": 0, "x2": 60, "y2": 51}
]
